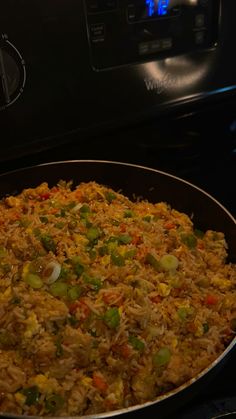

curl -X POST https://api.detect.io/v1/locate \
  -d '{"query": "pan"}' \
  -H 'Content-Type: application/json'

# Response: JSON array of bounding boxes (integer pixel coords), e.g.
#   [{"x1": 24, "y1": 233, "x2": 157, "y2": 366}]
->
[{"x1": 0, "y1": 160, "x2": 235, "y2": 419}]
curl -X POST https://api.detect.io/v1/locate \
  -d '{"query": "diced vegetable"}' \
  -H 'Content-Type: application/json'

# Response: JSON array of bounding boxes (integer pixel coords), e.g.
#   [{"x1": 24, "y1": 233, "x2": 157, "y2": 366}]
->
[
  {"x1": 117, "y1": 234, "x2": 132, "y2": 244},
  {"x1": 40, "y1": 234, "x2": 56, "y2": 253},
  {"x1": 177, "y1": 307, "x2": 188, "y2": 321},
  {"x1": 54, "y1": 222, "x2": 65, "y2": 229},
  {"x1": 146, "y1": 253, "x2": 161, "y2": 271},
  {"x1": 45, "y1": 394, "x2": 64, "y2": 413},
  {"x1": 86, "y1": 227, "x2": 100, "y2": 243},
  {"x1": 92, "y1": 372, "x2": 108, "y2": 392},
  {"x1": 124, "y1": 210, "x2": 134, "y2": 218},
  {"x1": 104, "y1": 307, "x2": 120, "y2": 329},
  {"x1": 22, "y1": 386, "x2": 40, "y2": 406},
  {"x1": 50, "y1": 282, "x2": 68, "y2": 297},
  {"x1": 105, "y1": 191, "x2": 116, "y2": 203},
  {"x1": 142, "y1": 215, "x2": 152, "y2": 222},
  {"x1": 203, "y1": 323, "x2": 209, "y2": 333},
  {"x1": 68, "y1": 285, "x2": 82, "y2": 300},
  {"x1": 83, "y1": 274, "x2": 102, "y2": 292},
  {"x1": 153, "y1": 347, "x2": 171, "y2": 367},
  {"x1": 124, "y1": 249, "x2": 137, "y2": 259},
  {"x1": 43, "y1": 261, "x2": 61, "y2": 284},
  {"x1": 205, "y1": 294, "x2": 218, "y2": 305},
  {"x1": 71, "y1": 257, "x2": 85, "y2": 277},
  {"x1": 79, "y1": 204, "x2": 91, "y2": 214},
  {"x1": 24, "y1": 273, "x2": 43, "y2": 289},
  {"x1": 159, "y1": 254, "x2": 179, "y2": 271},
  {"x1": 55, "y1": 339, "x2": 64, "y2": 357},
  {"x1": 194, "y1": 229, "x2": 205, "y2": 238},
  {"x1": 181, "y1": 233, "x2": 197, "y2": 249},
  {"x1": 111, "y1": 252, "x2": 125, "y2": 267},
  {"x1": 39, "y1": 216, "x2": 49, "y2": 224},
  {"x1": 128, "y1": 335, "x2": 145, "y2": 351}
]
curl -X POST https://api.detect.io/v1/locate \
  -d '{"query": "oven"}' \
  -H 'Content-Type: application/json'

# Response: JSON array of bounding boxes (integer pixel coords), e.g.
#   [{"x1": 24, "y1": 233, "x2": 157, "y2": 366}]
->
[{"x1": 0, "y1": 0, "x2": 236, "y2": 418}]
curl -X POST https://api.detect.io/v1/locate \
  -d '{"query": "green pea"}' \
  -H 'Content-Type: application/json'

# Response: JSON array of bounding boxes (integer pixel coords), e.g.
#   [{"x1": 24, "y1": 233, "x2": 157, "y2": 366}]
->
[
  {"x1": 24, "y1": 273, "x2": 43, "y2": 289},
  {"x1": 104, "y1": 307, "x2": 120, "y2": 329}
]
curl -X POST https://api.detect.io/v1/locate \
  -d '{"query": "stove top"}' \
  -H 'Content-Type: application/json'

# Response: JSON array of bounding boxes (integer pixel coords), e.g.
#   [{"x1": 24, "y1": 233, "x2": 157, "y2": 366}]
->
[{"x1": 0, "y1": 104, "x2": 236, "y2": 419}]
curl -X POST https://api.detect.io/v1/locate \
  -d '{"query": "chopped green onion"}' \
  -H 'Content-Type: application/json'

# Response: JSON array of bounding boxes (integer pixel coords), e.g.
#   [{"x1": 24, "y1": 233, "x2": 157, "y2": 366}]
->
[
  {"x1": 83, "y1": 274, "x2": 102, "y2": 292},
  {"x1": 111, "y1": 252, "x2": 125, "y2": 267},
  {"x1": 86, "y1": 227, "x2": 100, "y2": 243},
  {"x1": 128, "y1": 335, "x2": 145, "y2": 351},
  {"x1": 124, "y1": 210, "x2": 134, "y2": 218},
  {"x1": 105, "y1": 191, "x2": 116, "y2": 203},
  {"x1": 194, "y1": 229, "x2": 205, "y2": 238},
  {"x1": 181, "y1": 233, "x2": 197, "y2": 249},
  {"x1": 153, "y1": 347, "x2": 171, "y2": 367},
  {"x1": 45, "y1": 394, "x2": 64, "y2": 413},
  {"x1": 124, "y1": 249, "x2": 137, "y2": 259},
  {"x1": 43, "y1": 261, "x2": 61, "y2": 284},
  {"x1": 24, "y1": 273, "x2": 43, "y2": 289},
  {"x1": 104, "y1": 307, "x2": 120, "y2": 329},
  {"x1": 142, "y1": 215, "x2": 152, "y2": 222},
  {"x1": 55, "y1": 339, "x2": 63, "y2": 357},
  {"x1": 146, "y1": 253, "x2": 161, "y2": 271},
  {"x1": 41, "y1": 234, "x2": 56, "y2": 253},
  {"x1": 177, "y1": 307, "x2": 188, "y2": 321},
  {"x1": 79, "y1": 204, "x2": 91, "y2": 214},
  {"x1": 71, "y1": 256, "x2": 85, "y2": 277},
  {"x1": 203, "y1": 322, "x2": 209, "y2": 334},
  {"x1": 68, "y1": 285, "x2": 82, "y2": 300},
  {"x1": 39, "y1": 216, "x2": 49, "y2": 224},
  {"x1": 22, "y1": 386, "x2": 40, "y2": 406},
  {"x1": 50, "y1": 282, "x2": 68, "y2": 297},
  {"x1": 117, "y1": 234, "x2": 132, "y2": 244},
  {"x1": 68, "y1": 315, "x2": 79, "y2": 327},
  {"x1": 159, "y1": 254, "x2": 179, "y2": 271},
  {"x1": 54, "y1": 222, "x2": 65, "y2": 229}
]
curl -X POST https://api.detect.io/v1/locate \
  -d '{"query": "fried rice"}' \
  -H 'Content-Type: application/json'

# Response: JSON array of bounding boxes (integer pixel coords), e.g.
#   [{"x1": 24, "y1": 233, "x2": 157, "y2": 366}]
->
[{"x1": 0, "y1": 180, "x2": 235, "y2": 416}]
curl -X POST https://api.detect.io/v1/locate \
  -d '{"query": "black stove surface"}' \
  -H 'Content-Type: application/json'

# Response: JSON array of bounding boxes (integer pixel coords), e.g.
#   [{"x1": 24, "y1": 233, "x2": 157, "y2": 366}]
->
[{"x1": 0, "y1": 104, "x2": 236, "y2": 419}]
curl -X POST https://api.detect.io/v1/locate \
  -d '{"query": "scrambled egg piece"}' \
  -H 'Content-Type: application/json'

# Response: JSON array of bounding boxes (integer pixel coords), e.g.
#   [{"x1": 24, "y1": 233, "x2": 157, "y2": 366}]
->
[
  {"x1": 23, "y1": 312, "x2": 41, "y2": 339},
  {"x1": 210, "y1": 274, "x2": 232, "y2": 290},
  {"x1": 158, "y1": 283, "x2": 171, "y2": 297}
]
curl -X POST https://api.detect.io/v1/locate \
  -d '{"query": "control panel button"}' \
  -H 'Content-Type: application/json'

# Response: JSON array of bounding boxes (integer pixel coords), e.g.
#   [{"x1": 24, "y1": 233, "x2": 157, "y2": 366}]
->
[
  {"x1": 127, "y1": 4, "x2": 136, "y2": 21},
  {"x1": 150, "y1": 39, "x2": 161, "y2": 52},
  {"x1": 139, "y1": 42, "x2": 150, "y2": 55},
  {"x1": 90, "y1": 23, "x2": 105, "y2": 42},
  {"x1": 161, "y1": 37, "x2": 173, "y2": 50},
  {"x1": 195, "y1": 14, "x2": 205, "y2": 28}
]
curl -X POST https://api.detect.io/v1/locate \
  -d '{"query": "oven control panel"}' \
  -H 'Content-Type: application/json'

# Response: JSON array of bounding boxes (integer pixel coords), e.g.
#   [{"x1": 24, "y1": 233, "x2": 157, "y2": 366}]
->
[{"x1": 84, "y1": 0, "x2": 219, "y2": 69}]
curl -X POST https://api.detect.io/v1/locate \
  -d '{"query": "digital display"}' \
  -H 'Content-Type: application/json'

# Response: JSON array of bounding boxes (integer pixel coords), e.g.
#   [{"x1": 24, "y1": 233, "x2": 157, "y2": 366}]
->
[
  {"x1": 128, "y1": 0, "x2": 182, "y2": 21},
  {"x1": 146, "y1": 0, "x2": 169, "y2": 17}
]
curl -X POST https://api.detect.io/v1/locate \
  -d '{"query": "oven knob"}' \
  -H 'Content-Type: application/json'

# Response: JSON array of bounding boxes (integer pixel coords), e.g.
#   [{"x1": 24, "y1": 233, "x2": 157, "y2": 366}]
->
[{"x1": 0, "y1": 34, "x2": 26, "y2": 109}]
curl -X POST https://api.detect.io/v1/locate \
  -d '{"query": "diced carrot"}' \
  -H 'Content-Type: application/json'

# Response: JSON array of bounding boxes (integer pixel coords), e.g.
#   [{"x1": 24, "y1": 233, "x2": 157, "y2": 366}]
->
[
  {"x1": 39, "y1": 193, "x2": 50, "y2": 201},
  {"x1": 120, "y1": 223, "x2": 127, "y2": 233},
  {"x1": 164, "y1": 222, "x2": 176, "y2": 230},
  {"x1": 150, "y1": 295, "x2": 163, "y2": 304},
  {"x1": 131, "y1": 234, "x2": 142, "y2": 245},
  {"x1": 205, "y1": 294, "x2": 218, "y2": 305},
  {"x1": 102, "y1": 291, "x2": 123, "y2": 306},
  {"x1": 69, "y1": 300, "x2": 90, "y2": 319},
  {"x1": 112, "y1": 344, "x2": 132, "y2": 359},
  {"x1": 120, "y1": 344, "x2": 132, "y2": 359},
  {"x1": 92, "y1": 372, "x2": 108, "y2": 392}
]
